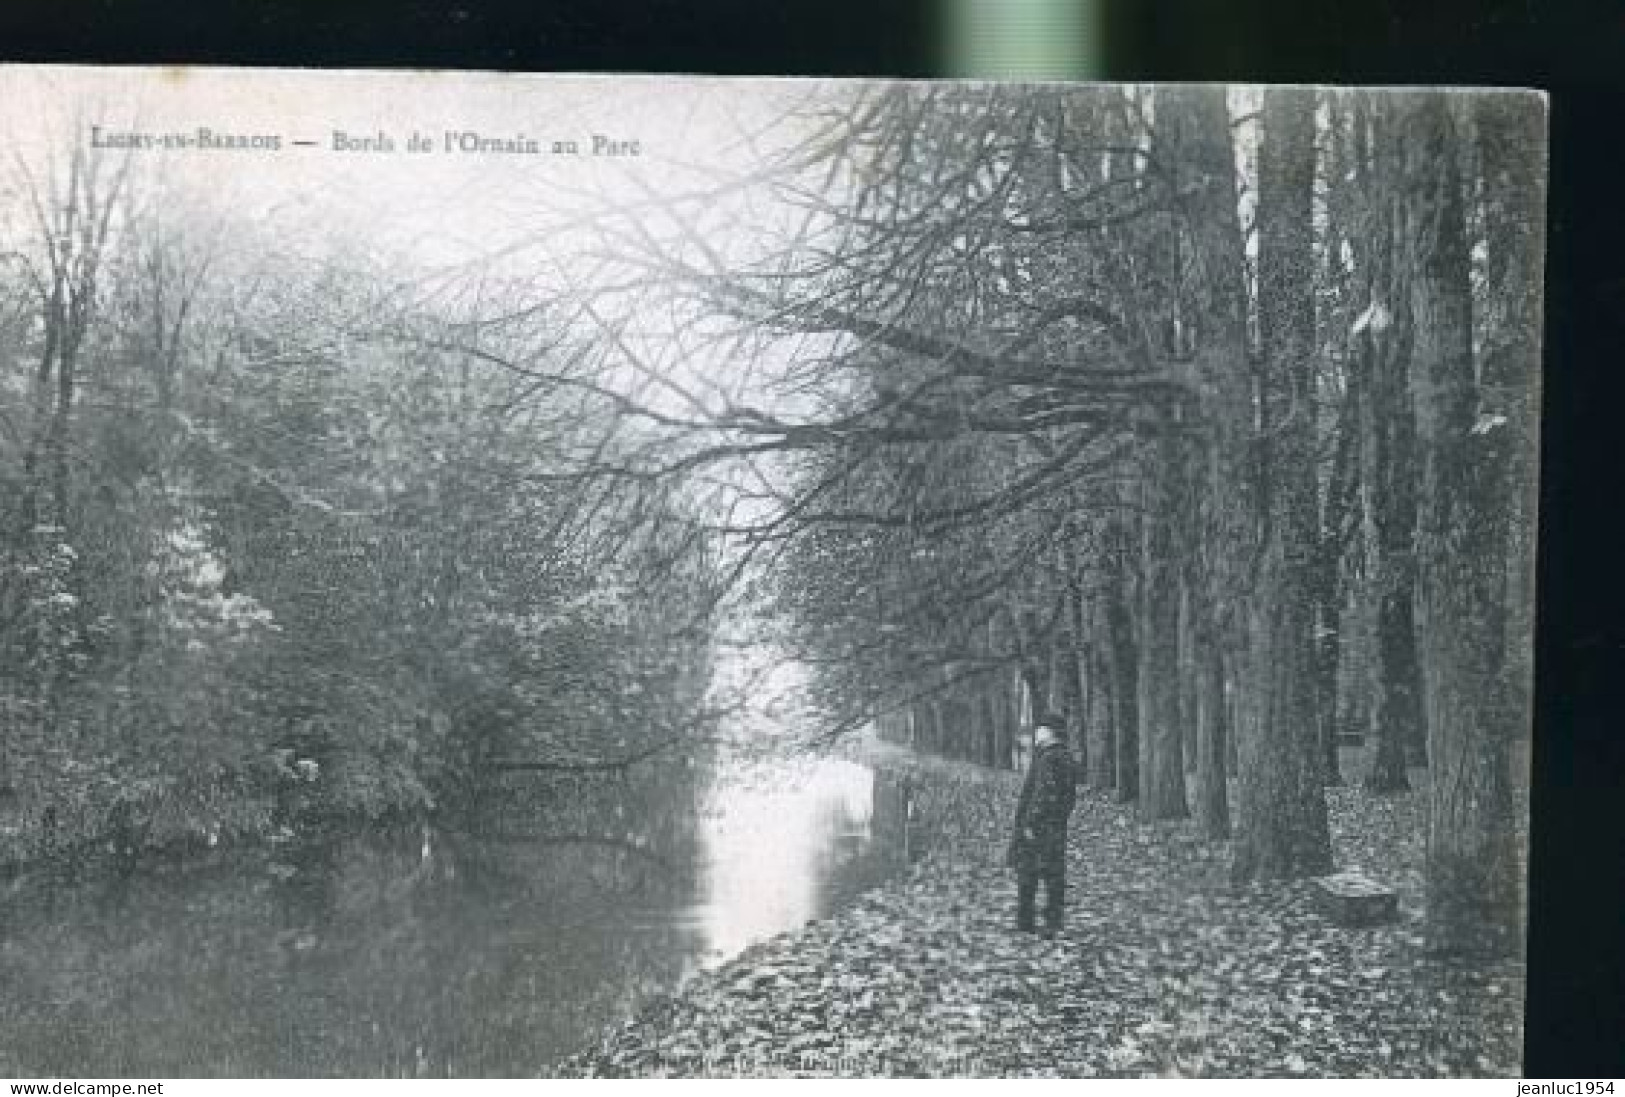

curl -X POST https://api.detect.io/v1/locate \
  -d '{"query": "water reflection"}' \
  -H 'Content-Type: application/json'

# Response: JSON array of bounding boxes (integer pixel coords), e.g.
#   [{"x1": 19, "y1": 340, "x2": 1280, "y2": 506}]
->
[
  {"x1": 0, "y1": 756, "x2": 901, "y2": 1076},
  {"x1": 685, "y1": 758, "x2": 880, "y2": 964}
]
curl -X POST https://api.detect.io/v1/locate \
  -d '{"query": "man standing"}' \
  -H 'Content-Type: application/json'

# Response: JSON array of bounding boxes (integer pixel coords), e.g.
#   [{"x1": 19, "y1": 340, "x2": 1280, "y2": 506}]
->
[{"x1": 1008, "y1": 714, "x2": 1078, "y2": 936}]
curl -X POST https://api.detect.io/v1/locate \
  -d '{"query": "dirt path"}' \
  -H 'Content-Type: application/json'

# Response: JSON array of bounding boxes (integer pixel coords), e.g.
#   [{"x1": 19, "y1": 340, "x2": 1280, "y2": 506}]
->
[{"x1": 561, "y1": 745, "x2": 1525, "y2": 1078}]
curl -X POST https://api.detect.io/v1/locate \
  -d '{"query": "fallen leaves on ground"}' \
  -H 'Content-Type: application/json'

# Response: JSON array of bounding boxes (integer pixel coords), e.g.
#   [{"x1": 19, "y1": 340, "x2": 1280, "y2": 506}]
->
[{"x1": 559, "y1": 759, "x2": 1524, "y2": 1078}]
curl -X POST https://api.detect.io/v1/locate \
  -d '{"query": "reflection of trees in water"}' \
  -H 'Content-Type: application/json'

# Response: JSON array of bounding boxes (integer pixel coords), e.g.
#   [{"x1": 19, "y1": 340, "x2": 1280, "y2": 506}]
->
[
  {"x1": 0, "y1": 768, "x2": 714, "y2": 1077},
  {"x1": 805, "y1": 771, "x2": 872, "y2": 914},
  {"x1": 0, "y1": 755, "x2": 919, "y2": 1076},
  {"x1": 320, "y1": 829, "x2": 703, "y2": 1076},
  {"x1": 731, "y1": 763, "x2": 897, "y2": 936},
  {"x1": 470, "y1": 749, "x2": 713, "y2": 898}
]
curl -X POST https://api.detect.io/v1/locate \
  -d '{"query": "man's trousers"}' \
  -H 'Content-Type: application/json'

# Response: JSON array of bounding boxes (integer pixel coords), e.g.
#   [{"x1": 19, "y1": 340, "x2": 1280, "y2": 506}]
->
[{"x1": 1014, "y1": 837, "x2": 1065, "y2": 932}]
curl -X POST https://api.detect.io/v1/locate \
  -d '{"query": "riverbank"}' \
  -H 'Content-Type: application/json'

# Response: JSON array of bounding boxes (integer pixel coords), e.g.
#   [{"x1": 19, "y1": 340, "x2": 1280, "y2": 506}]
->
[
  {"x1": 0, "y1": 753, "x2": 873, "y2": 1077},
  {"x1": 560, "y1": 744, "x2": 1525, "y2": 1078}
]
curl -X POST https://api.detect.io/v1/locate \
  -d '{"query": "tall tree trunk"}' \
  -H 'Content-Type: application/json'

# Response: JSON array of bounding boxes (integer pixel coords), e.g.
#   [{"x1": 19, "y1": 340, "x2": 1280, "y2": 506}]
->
[
  {"x1": 1369, "y1": 572, "x2": 1425, "y2": 785},
  {"x1": 1136, "y1": 408, "x2": 1188, "y2": 821},
  {"x1": 1073, "y1": 648, "x2": 1091, "y2": 776},
  {"x1": 915, "y1": 701, "x2": 938, "y2": 754},
  {"x1": 1009, "y1": 664, "x2": 1032, "y2": 770},
  {"x1": 1046, "y1": 636, "x2": 1070, "y2": 720},
  {"x1": 1157, "y1": 86, "x2": 1253, "y2": 833},
  {"x1": 977, "y1": 687, "x2": 998, "y2": 767},
  {"x1": 1088, "y1": 603, "x2": 1118, "y2": 789},
  {"x1": 1311, "y1": 98, "x2": 1365, "y2": 789},
  {"x1": 1335, "y1": 583, "x2": 1373, "y2": 749},
  {"x1": 1105, "y1": 550, "x2": 1140, "y2": 804},
  {"x1": 1178, "y1": 581, "x2": 1199, "y2": 774},
  {"x1": 1187, "y1": 420, "x2": 1233, "y2": 836},
  {"x1": 1313, "y1": 351, "x2": 1360, "y2": 786},
  {"x1": 1182, "y1": 408, "x2": 1232, "y2": 836},
  {"x1": 1062, "y1": 577, "x2": 1092, "y2": 775},
  {"x1": 1019, "y1": 642, "x2": 1051, "y2": 726},
  {"x1": 1233, "y1": 88, "x2": 1335, "y2": 881},
  {"x1": 1408, "y1": 92, "x2": 1524, "y2": 958},
  {"x1": 1193, "y1": 643, "x2": 1231, "y2": 838},
  {"x1": 1357, "y1": 95, "x2": 1429, "y2": 792},
  {"x1": 1474, "y1": 93, "x2": 1545, "y2": 798}
]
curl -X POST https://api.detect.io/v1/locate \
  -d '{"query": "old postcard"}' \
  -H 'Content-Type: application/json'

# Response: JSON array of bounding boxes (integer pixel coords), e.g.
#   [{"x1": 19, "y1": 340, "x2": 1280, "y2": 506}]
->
[{"x1": 0, "y1": 67, "x2": 1544, "y2": 1078}]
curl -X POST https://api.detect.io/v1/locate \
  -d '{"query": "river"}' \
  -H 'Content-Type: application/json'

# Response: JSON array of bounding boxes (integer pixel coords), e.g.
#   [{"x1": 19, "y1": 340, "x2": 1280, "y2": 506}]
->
[{"x1": 0, "y1": 756, "x2": 906, "y2": 1077}]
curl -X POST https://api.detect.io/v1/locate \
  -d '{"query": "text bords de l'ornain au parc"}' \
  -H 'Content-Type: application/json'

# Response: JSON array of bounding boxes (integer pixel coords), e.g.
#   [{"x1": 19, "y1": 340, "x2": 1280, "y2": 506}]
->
[{"x1": 89, "y1": 125, "x2": 641, "y2": 157}]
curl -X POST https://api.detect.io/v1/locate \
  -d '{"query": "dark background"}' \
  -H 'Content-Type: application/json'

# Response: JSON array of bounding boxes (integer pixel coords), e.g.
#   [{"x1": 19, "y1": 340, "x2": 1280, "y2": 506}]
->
[{"x1": 0, "y1": 0, "x2": 1620, "y2": 1077}]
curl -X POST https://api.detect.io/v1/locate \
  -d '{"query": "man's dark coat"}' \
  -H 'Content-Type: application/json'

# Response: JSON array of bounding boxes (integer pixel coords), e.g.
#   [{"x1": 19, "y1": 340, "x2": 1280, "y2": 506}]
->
[{"x1": 1007, "y1": 738, "x2": 1077, "y2": 870}]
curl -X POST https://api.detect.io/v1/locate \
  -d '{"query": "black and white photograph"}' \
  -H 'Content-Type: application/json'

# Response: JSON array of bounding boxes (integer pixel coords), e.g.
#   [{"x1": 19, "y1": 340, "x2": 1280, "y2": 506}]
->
[{"x1": 0, "y1": 67, "x2": 1546, "y2": 1078}]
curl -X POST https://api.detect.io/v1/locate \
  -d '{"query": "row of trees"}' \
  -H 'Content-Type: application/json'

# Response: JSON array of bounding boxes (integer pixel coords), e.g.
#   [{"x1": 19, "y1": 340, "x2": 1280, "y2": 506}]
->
[
  {"x1": 0, "y1": 83, "x2": 1542, "y2": 961},
  {"x1": 0, "y1": 142, "x2": 728, "y2": 863},
  {"x1": 549, "y1": 85, "x2": 1541, "y2": 958}
]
